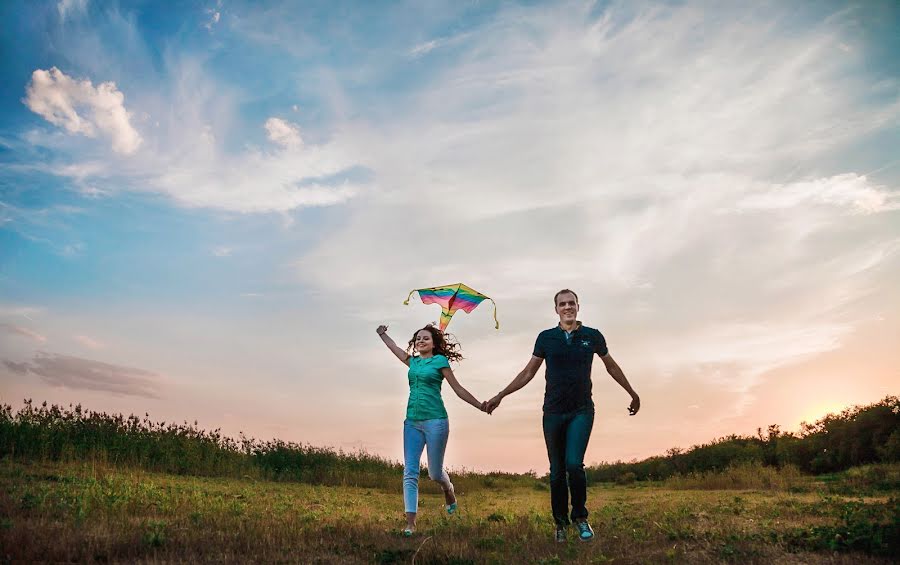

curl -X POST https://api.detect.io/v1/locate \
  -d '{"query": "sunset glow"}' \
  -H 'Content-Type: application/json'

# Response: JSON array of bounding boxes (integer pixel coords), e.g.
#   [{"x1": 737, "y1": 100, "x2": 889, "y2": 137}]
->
[{"x1": 1, "y1": 0, "x2": 898, "y2": 473}]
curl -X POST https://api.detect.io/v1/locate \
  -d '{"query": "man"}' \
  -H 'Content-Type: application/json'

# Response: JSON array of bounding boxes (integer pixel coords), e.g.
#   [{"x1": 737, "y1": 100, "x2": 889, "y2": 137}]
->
[{"x1": 483, "y1": 289, "x2": 640, "y2": 542}]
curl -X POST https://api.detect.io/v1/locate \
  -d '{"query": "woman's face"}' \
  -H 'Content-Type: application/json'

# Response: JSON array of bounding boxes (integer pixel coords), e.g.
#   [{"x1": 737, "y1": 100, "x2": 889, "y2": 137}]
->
[{"x1": 415, "y1": 329, "x2": 435, "y2": 355}]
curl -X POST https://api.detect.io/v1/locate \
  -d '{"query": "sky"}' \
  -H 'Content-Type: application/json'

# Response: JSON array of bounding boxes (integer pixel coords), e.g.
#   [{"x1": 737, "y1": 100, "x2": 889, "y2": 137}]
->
[{"x1": 1, "y1": 0, "x2": 898, "y2": 473}]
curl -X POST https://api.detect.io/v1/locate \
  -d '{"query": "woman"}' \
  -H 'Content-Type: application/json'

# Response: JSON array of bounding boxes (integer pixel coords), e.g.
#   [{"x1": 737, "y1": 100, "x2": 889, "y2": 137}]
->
[{"x1": 376, "y1": 324, "x2": 484, "y2": 536}]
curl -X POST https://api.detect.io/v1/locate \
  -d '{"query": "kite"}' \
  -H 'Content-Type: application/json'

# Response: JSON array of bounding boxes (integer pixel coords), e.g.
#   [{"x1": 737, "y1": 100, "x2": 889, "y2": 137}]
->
[{"x1": 403, "y1": 283, "x2": 500, "y2": 332}]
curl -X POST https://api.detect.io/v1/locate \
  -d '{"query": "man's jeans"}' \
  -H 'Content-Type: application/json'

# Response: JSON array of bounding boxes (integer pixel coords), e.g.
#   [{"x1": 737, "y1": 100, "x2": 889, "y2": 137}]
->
[
  {"x1": 542, "y1": 407, "x2": 594, "y2": 526},
  {"x1": 403, "y1": 418, "x2": 452, "y2": 513}
]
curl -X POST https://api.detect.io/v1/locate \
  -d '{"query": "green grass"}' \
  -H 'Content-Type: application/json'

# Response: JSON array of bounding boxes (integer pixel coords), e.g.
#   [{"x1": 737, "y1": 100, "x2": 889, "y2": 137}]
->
[
  {"x1": 2, "y1": 459, "x2": 896, "y2": 563},
  {"x1": 2, "y1": 400, "x2": 897, "y2": 562}
]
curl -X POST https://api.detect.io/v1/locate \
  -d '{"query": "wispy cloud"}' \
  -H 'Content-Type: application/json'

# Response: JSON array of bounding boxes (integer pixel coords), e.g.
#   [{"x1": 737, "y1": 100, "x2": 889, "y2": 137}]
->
[
  {"x1": 291, "y1": 1, "x2": 899, "y2": 409},
  {"x1": 2, "y1": 0, "x2": 898, "y2": 470},
  {"x1": 74, "y1": 335, "x2": 105, "y2": 349},
  {"x1": 735, "y1": 174, "x2": 900, "y2": 215},
  {"x1": 0, "y1": 305, "x2": 44, "y2": 321},
  {"x1": 3, "y1": 352, "x2": 164, "y2": 398},
  {"x1": 57, "y1": 0, "x2": 88, "y2": 22},
  {"x1": 409, "y1": 39, "x2": 441, "y2": 57},
  {"x1": 0, "y1": 323, "x2": 47, "y2": 343},
  {"x1": 408, "y1": 31, "x2": 472, "y2": 58}
]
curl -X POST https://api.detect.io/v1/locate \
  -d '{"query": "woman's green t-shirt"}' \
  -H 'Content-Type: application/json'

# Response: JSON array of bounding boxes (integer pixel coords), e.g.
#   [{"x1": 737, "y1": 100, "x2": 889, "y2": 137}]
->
[{"x1": 406, "y1": 354, "x2": 450, "y2": 421}]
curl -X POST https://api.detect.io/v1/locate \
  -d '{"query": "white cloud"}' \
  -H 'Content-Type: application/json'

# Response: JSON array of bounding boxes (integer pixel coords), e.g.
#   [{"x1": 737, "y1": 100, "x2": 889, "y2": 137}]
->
[
  {"x1": 58, "y1": 0, "x2": 88, "y2": 21},
  {"x1": 23, "y1": 67, "x2": 142, "y2": 155},
  {"x1": 74, "y1": 335, "x2": 106, "y2": 349},
  {"x1": 265, "y1": 117, "x2": 302, "y2": 148},
  {"x1": 736, "y1": 174, "x2": 899, "y2": 215},
  {"x1": 212, "y1": 246, "x2": 232, "y2": 257},
  {"x1": 290, "y1": 1, "x2": 900, "y2": 410},
  {"x1": 656, "y1": 322, "x2": 852, "y2": 385},
  {"x1": 205, "y1": 10, "x2": 221, "y2": 31},
  {"x1": 26, "y1": 62, "x2": 366, "y2": 213}
]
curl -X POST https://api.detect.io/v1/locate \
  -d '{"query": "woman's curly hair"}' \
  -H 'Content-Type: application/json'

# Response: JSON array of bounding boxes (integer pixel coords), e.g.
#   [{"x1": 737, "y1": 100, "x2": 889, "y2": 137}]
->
[{"x1": 407, "y1": 324, "x2": 464, "y2": 362}]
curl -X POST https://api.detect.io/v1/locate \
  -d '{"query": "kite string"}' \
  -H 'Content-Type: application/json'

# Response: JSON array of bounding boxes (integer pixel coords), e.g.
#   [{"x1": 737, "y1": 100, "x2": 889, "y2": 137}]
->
[
  {"x1": 489, "y1": 298, "x2": 500, "y2": 330},
  {"x1": 402, "y1": 289, "x2": 417, "y2": 305}
]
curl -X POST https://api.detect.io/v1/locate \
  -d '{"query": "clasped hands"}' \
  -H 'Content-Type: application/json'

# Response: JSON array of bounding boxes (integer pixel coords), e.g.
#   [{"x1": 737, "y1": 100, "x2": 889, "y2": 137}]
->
[
  {"x1": 478, "y1": 395, "x2": 502, "y2": 415},
  {"x1": 478, "y1": 393, "x2": 641, "y2": 416}
]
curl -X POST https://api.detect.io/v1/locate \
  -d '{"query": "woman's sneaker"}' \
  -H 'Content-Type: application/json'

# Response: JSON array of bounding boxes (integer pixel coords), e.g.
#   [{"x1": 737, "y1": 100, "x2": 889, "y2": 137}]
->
[
  {"x1": 444, "y1": 484, "x2": 457, "y2": 515},
  {"x1": 555, "y1": 526, "x2": 568, "y2": 543},
  {"x1": 402, "y1": 527, "x2": 415, "y2": 537},
  {"x1": 575, "y1": 520, "x2": 594, "y2": 541}
]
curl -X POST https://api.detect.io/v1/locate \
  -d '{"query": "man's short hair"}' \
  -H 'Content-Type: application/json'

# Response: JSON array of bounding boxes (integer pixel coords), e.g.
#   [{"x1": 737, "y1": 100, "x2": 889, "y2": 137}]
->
[{"x1": 554, "y1": 289, "x2": 579, "y2": 306}]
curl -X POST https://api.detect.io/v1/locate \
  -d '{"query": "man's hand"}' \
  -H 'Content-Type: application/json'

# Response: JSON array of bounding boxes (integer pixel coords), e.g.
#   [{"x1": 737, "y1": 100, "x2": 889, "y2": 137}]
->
[
  {"x1": 484, "y1": 395, "x2": 503, "y2": 414},
  {"x1": 628, "y1": 394, "x2": 640, "y2": 416}
]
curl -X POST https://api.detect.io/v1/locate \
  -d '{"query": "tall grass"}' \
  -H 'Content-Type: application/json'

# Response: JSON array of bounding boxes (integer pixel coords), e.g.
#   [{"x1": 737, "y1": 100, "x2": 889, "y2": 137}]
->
[
  {"x1": 588, "y1": 396, "x2": 900, "y2": 484},
  {"x1": 0, "y1": 400, "x2": 256, "y2": 476},
  {"x1": 663, "y1": 461, "x2": 804, "y2": 490},
  {"x1": 0, "y1": 400, "x2": 539, "y2": 492}
]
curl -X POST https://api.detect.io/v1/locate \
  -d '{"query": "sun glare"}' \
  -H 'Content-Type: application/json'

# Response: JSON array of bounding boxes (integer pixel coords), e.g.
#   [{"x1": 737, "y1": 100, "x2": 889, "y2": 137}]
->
[{"x1": 799, "y1": 400, "x2": 851, "y2": 427}]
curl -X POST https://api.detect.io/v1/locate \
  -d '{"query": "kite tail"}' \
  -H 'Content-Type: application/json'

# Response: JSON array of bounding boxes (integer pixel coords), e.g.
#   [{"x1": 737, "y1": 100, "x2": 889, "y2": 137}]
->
[
  {"x1": 402, "y1": 289, "x2": 417, "y2": 306},
  {"x1": 489, "y1": 298, "x2": 500, "y2": 330},
  {"x1": 439, "y1": 309, "x2": 452, "y2": 332}
]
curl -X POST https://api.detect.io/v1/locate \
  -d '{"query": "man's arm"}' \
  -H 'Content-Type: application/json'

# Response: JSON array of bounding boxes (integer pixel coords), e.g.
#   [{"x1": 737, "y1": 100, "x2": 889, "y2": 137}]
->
[
  {"x1": 600, "y1": 353, "x2": 640, "y2": 415},
  {"x1": 483, "y1": 356, "x2": 544, "y2": 414}
]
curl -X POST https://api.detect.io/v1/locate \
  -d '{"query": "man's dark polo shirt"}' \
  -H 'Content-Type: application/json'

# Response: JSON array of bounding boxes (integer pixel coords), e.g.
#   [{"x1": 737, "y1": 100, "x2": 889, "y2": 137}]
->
[{"x1": 532, "y1": 323, "x2": 608, "y2": 414}]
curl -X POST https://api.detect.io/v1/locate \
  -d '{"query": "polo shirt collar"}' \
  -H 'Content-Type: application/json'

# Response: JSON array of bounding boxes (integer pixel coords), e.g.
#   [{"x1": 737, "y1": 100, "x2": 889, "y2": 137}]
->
[{"x1": 557, "y1": 321, "x2": 582, "y2": 333}]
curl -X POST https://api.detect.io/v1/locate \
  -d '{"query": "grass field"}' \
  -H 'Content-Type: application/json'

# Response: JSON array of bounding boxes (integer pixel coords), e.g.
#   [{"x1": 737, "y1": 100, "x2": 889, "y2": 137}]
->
[{"x1": 2, "y1": 459, "x2": 896, "y2": 564}]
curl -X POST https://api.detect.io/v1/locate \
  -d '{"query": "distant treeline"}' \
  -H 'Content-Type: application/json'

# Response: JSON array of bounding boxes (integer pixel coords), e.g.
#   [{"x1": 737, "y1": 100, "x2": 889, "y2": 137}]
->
[
  {"x1": 0, "y1": 400, "x2": 530, "y2": 492},
  {"x1": 587, "y1": 396, "x2": 899, "y2": 483},
  {"x1": 2, "y1": 396, "x2": 898, "y2": 486}
]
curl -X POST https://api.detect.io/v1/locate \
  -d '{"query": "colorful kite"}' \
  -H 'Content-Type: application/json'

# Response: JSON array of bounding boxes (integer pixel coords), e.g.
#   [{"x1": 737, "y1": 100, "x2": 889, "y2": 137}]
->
[{"x1": 403, "y1": 283, "x2": 499, "y2": 332}]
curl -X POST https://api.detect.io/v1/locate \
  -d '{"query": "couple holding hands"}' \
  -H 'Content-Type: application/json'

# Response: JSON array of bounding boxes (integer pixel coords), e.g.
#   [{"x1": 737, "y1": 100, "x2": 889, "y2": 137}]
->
[{"x1": 377, "y1": 288, "x2": 640, "y2": 542}]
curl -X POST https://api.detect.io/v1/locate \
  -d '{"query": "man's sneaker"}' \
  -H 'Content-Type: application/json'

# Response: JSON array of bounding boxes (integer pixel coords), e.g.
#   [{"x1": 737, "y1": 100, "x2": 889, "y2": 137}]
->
[
  {"x1": 555, "y1": 526, "x2": 568, "y2": 543},
  {"x1": 575, "y1": 520, "x2": 594, "y2": 541}
]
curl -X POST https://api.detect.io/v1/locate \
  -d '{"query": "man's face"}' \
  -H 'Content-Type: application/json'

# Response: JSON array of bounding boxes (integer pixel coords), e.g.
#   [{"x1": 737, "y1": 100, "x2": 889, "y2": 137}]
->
[{"x1": 555, "y1": 292, "x2": 579, "y2": 323}]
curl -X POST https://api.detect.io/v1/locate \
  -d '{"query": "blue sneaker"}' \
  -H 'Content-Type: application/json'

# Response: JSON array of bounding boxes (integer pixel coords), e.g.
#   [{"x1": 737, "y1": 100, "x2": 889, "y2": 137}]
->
[
  {"x1": 576, "y1": 520, "x2": 594, "y2": 541},
  {"x1": 445, "y1": 484, "x2": 457, "y2": 515}
]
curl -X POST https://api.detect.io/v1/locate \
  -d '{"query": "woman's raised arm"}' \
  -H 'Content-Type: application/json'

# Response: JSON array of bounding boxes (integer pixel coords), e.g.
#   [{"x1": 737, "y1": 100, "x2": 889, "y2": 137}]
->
[{"x1": 377, "y1": 325, "x2": 410, "y2": 366}]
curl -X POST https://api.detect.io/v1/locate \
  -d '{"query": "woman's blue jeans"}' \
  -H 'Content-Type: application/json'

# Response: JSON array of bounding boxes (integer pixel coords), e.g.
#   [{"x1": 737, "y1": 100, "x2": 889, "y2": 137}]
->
[
  {"x1": 403, "y1": 418, "x2": 452, "y2": 513},
  {"x1": 542, "y1": 407, "x2": 594, "y2": 526}
]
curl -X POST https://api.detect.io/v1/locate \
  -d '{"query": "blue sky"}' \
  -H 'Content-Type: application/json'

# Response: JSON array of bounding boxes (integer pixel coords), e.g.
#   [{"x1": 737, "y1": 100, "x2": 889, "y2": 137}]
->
[{"x1": 1, "y1": 0, "x2": 898, "y2": 472}]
